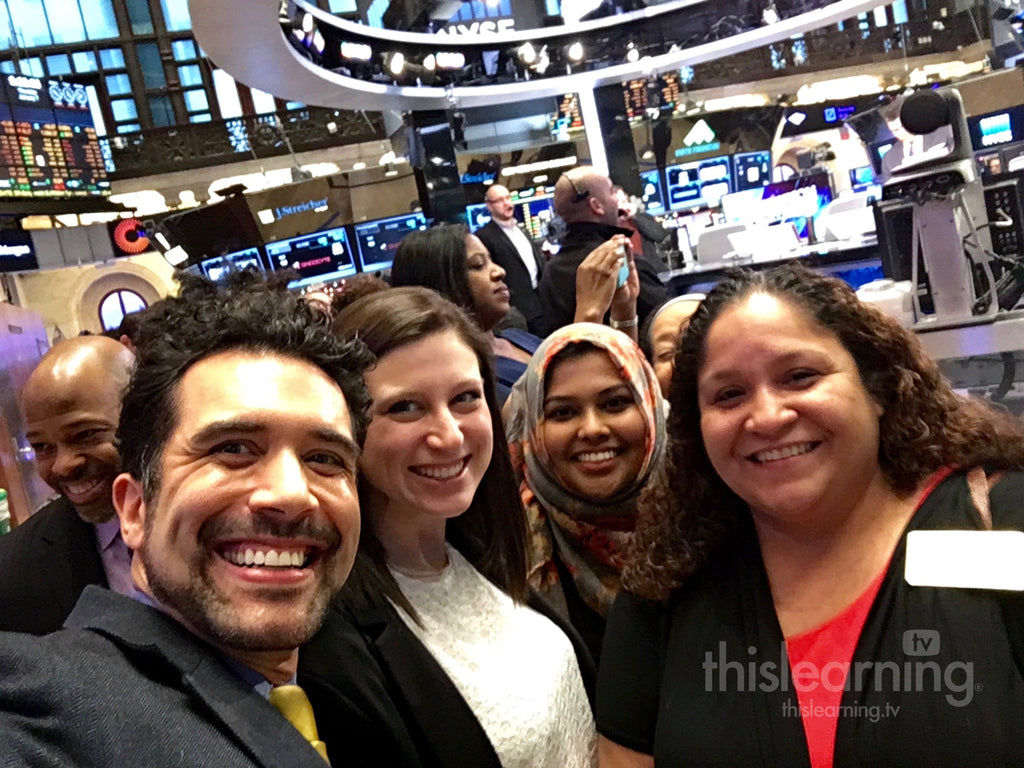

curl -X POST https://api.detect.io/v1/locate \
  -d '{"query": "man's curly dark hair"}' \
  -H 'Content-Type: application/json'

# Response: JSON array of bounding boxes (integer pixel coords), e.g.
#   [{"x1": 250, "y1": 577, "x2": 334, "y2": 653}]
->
[
  {"x1": 624, "y1": 262, "x2": 1024, "y2": 599},
  {"x1": 118, "y1": 271, "x2": 374, "y2": 502}
]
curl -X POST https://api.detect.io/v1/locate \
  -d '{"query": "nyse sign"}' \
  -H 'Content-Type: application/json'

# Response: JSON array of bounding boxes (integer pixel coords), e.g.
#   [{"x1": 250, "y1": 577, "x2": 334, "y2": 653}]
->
[{"x1": 436, "y1": 19, "x2": 516, "y2": 36}]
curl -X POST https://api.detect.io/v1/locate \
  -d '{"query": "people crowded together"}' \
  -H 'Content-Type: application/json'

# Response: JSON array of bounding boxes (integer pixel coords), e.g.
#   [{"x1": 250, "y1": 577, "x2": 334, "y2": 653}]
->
[{"x1": 2, "y1": 168, "x2": 1024, "y2": 768}]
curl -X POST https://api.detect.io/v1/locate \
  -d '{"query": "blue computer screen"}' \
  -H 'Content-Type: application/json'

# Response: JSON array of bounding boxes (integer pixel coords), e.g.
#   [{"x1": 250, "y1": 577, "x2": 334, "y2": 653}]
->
[
  {"x1": 353, "y1": 213, "x2": 427, "y2": 273},
  {"x1": 200, "y1": 247, "x2": 265, "y2": 281},
  {"x1": 639, "y1": 169, "x2": 666, "y2": 214},
  {"x1": 732, "y1": 151, "x2": 772, "y2": 191},
  {"x1": 665, "y1": 156, "x2": 732, "y2": 211},
  {"x1": 264, "y1": 226, "x2": 357, "y2": 289}
]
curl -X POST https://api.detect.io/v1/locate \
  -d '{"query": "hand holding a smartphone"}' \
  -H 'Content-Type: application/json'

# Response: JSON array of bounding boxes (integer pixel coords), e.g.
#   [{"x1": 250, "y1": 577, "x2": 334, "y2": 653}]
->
[{"x1": 574, "y1": 234, "x2": 640, "y2": 338}]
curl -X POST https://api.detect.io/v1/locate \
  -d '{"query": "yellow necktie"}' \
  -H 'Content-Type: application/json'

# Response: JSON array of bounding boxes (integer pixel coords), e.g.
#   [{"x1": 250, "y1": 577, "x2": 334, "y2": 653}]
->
[{"x1": 268, "y1": 684, "x2": 330, "y2": 764}]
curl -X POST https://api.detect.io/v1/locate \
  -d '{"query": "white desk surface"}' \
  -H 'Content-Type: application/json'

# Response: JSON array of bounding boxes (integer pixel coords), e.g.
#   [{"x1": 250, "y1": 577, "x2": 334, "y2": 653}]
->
[{"x1": 914, "y1": 311, "x2": 1024, "y2": 360}]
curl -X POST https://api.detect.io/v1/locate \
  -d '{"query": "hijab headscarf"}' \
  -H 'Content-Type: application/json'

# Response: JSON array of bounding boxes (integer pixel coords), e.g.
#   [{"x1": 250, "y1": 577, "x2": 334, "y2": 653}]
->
[{"x1": 506, "y1": 322, "x2": 666, "y2": 617}]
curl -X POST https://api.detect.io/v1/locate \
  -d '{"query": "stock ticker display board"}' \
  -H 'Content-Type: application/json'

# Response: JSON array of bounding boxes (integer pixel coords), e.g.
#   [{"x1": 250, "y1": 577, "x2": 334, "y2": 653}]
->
[{"x1": 0, "y1": 75, "x2": 109, "y2": 198}]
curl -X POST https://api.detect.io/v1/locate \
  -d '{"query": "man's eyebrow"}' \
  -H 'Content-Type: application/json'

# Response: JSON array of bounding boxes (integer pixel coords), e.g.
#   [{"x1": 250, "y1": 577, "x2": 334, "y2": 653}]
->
[{"x1": 187, "y1": 420, "x2": 360, "y2": 459}]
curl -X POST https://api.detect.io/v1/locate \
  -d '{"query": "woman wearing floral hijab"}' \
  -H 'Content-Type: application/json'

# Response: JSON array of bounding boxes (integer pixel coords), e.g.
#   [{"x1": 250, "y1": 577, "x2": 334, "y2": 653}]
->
[{"x1": 506, "y1": 323, "x2": 667, "y2": 663}]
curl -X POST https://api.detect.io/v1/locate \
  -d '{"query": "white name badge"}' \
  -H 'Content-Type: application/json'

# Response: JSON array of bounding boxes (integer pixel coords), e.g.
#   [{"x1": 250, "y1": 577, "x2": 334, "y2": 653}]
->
[{"x1": 905, "y1": 530, "x2": 1024, "y2": 591}]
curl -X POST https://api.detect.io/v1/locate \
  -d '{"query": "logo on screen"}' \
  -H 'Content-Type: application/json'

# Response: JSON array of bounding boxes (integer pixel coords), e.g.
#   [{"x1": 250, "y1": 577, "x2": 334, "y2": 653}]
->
[{"x1": 683, "y1": 119, "x2": 716, "y2": 147}]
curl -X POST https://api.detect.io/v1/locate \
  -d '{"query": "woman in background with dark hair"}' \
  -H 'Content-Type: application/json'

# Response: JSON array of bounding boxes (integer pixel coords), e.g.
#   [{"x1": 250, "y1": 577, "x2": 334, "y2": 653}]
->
[
  {"x1": 597, "y1": 263, "x2": 1024, "y2": 768},
  {"x1": 300, "y1": 287, "x2": 595, "y2": 768},
  {"x1": 390, "y1": 224, "x2": 540, "y2": 402}
]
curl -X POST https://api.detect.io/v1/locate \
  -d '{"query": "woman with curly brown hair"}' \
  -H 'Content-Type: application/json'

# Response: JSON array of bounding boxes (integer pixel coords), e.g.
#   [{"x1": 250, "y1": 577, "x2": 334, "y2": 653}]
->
[{"x1": 596, "y1": 263, "x2": 1024, "y2": 768}]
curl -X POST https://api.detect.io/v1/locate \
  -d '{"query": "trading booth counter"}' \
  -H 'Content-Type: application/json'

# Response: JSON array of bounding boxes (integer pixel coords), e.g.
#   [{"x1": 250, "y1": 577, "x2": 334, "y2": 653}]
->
[{"x1": 657, "y1": 235, "x2": 881, "y2": 296}]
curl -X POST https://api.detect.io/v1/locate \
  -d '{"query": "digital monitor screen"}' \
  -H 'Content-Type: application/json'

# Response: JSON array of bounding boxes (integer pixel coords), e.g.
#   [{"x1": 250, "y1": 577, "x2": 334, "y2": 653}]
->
[
  {"x1": 518, "y1": 194, "x2": 554, "y2": 240},
  {"x1": 0, "y1": 229, "x2": 37, "y2": 272},
  {"x1": 466, "y1": 189, "x2": 554, "y2": 238},
  {"x1": 732, "y1": 151, "x2": 772, "y2": 191},
  {"x1": 264, "y1": 226, "x2": 357, "y2": 289},
  {"x1": 719, "y1": 172, "x2": 833, "y2": 240},
  {"x1": 967, "y1": 105, "x2": 1024, "y2": 151},
  {"x1": 849, "y1": 165, "x2": 875, "y2": 187},
  {"x1": 639, "y1": 169, "x2": 665, "y2": 215},
  {"x1": 665, "y1": 156, "x2": 732, "y2": 211},
  {"x1": 466, "y1": 203, "x2": 489, "y2": 232},
  {"x1": 0, "y1": 75, "x2": 108, "y2": 197},
  {"x1": 353, "y1": 212, "x2": 428, "y2": 273},
  {"x1": 201, "y1": 247, "x2": 266, "y2": 281},
  {"x1": 760, "y1": 172, "x2": 834, "y2": 239}
]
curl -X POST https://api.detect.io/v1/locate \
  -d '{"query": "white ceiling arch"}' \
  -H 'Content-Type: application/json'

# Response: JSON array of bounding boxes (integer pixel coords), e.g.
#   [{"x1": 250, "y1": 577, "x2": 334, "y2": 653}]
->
[{"x1": 189, "y1": 0, "x2": 888, "y2": 112}]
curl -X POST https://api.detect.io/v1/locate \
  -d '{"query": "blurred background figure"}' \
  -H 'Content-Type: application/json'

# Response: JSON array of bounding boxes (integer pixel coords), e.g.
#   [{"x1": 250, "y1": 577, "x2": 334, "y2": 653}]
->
[
  {"x1": 390, "y1": 224, "x2": 541, "y2": 404},
  {"x1": 505, "y1": 323, "x2": 666, "y2": 664},
  {"x1": 639, "y1": 293, "x2": 704, "y2": 396}
]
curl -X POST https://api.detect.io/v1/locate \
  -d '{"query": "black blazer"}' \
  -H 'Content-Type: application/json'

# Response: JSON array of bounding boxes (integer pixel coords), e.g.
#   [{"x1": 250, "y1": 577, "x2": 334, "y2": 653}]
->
[
  {"x1": 0, "y1": 496, "x2": 107, "y2": 634},
  {"x1": 299, "y1": 590, "x2": 596, "y2": 768},
  {"x1": 475, "y1": 220, "x2": 552, "y2": 337},
  {"x1": 0, "y1": 587, "x2": 331, "y2": 768}
]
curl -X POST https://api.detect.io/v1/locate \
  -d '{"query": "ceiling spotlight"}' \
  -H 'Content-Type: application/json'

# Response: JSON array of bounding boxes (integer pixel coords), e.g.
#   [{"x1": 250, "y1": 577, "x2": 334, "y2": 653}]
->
[
  {"x1": 640, "y1": 145, "x2": 655, "y2": 161},
  {"x1": 384, "y1": 163, "x2": 399, "y2": 177},
  {"x1": 386, "y1": 51, "x2": 405, "y2": 76},
  {"x1": 762, "y1": 4, "x2": 779, "y2": 24},
  {"x1": 423, "y1": 53, "x2": 436, "y2": 71},
  {"x1": 379, "y1": 150, "x2": 397, "y2": 165},
  {"x1": 352, "y1": 161, "x2": 366, "y2": 170},
  {"x1": 341, "y1": 42, "x2": 371, "y2": 61},
  {"x1": 567, "y1": 41, "x2": 584, "y2": 62},
  {"x1": 301, "y1": 13, "x2": 314, "y2": 33},
  {"x1": 435, "y1": 51, "x2": 465, "y2": 69},
  {"x1": 626, "y1": 43, "x2": 639, "y2": 63},
  {"x1": 518, "y1": 42, "x2": 536, "y2": 64},
  {"x1": 682, "y1": 99, "x2": 701, "y2": 116}
]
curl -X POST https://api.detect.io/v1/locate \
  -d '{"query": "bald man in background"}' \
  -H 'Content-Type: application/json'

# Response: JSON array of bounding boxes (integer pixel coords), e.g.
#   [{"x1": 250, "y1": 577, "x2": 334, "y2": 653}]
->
[
  {"x1": 539, "y1": 166, "x2": 667, "y2": 331},
  {"x1": 0, "y1": 336, "x2": 134, "y2": 634}
]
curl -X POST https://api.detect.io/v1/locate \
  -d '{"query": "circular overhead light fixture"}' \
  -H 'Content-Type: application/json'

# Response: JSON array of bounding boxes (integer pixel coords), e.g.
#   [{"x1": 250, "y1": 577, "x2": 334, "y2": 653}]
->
[
  {"x1": 626, "y1": 43, "x2": 639, "y2": 63},
  {"x1": 423, "y1": 53, "x2": 436, "y2": 71},
  {"x1": 387, "y1": 51, "x2": 405, "y2": 76},
  {"x1": 567, "y1": 41, "x2": 584, "y2": 62},
  {"x1": 518, "y1": 42, "x2": 536, "y2": 64}
]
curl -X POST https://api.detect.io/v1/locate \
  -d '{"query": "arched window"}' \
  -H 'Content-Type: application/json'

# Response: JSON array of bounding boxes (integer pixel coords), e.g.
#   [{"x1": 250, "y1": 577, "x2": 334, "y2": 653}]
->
[{"x1": 99, "y1": 288, "x2": 147, "y2": 331}]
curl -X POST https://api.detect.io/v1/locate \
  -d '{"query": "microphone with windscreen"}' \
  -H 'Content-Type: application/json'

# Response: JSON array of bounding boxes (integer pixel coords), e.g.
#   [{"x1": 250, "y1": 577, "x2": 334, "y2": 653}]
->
[{"x1": 899, "y1": 90, "x2": 951, "y2": 136}]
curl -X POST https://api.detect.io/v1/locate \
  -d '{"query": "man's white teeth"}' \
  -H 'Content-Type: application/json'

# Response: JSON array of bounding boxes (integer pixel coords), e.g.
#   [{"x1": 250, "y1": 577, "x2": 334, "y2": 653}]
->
[
  {"x1": 753, "y1": 443, "x2": 816, "y2": 463},
  {"x1": 64, "y1": 479, "x2": 100, "y2": 495},
  {"x1": 413, "y1": 460, "x2": 464, "y2": 480},
  {"x1": 223, "y1": 547, "x2": 306, "y2": 568},
  {"x1": 577, "y1": 450, "x2": 617, "y2": 463}
]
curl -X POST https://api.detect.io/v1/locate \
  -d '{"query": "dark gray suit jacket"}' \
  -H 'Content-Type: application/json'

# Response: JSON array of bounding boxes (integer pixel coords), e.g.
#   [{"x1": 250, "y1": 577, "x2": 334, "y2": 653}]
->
[
  {"x1": 0, "y1": 496, "x2": 107, "y2": 635},
  {"x1": 475, "y1": 220, "x2": 552, "y2": 337},
  {"x1": 0, "y1": 587, "x2": 330, "y2": 768}
]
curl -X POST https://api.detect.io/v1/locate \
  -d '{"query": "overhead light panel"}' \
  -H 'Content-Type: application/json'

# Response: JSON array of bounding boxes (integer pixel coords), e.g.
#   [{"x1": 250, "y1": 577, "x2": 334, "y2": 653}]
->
[
  {"x1": 423, "y1": 53, "x2": 436, "y2": 71},
  {"x1": 435, "y1": 51, "x2": 465, "y2": 69},
  {"x1": 301, "y1": 13, "x2": 314, "y2": 33},
  {"x1": 384, "y1": 163, "x2": 399, "y2": 177},
  {"x1": 567, "y1": 41, "x2": 584, "y2": 62},
  {"x1": 341, "y1": 42, "x2": 371, "y2": 61},
  {"x1": 762, "y1": 4, "x2": 779, "y2": 24},
  {"x1": 626, "y1": 43, "x2": 639, "y2": 63},
  {"x1": 386, "y1": 51, "x2": 405, "y2": 76},
  {"x1": 518, "y1": 42, "x2": 536, "y2": 64}
]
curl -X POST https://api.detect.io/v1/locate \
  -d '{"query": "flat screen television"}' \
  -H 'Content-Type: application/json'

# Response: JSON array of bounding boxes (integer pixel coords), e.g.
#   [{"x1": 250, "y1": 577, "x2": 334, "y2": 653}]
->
[
  {"x1": 639, "y1": 169, "x2": 666, "y2": 214},
  {"x1": 264, "y1": 225, "x2": 357, "y2": 289},
  {"x1": 353, "y1": 212, "x2": 427, "y2": 273},
  {"x1": 517, "y1": 194, "x2": 555, "y2": 239},
  {"x1": 732, "y1": 151, "x2": 772, "y2": 191},
  {"x1": 0, "y1": 75, "x2": 108, "y2": 198},
  {"x1": 665, "y1": 156, "x2": 732, "y2": 211},
  {"x1": 201, "y1": 247, "x2": 266, "y2": 281}
]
